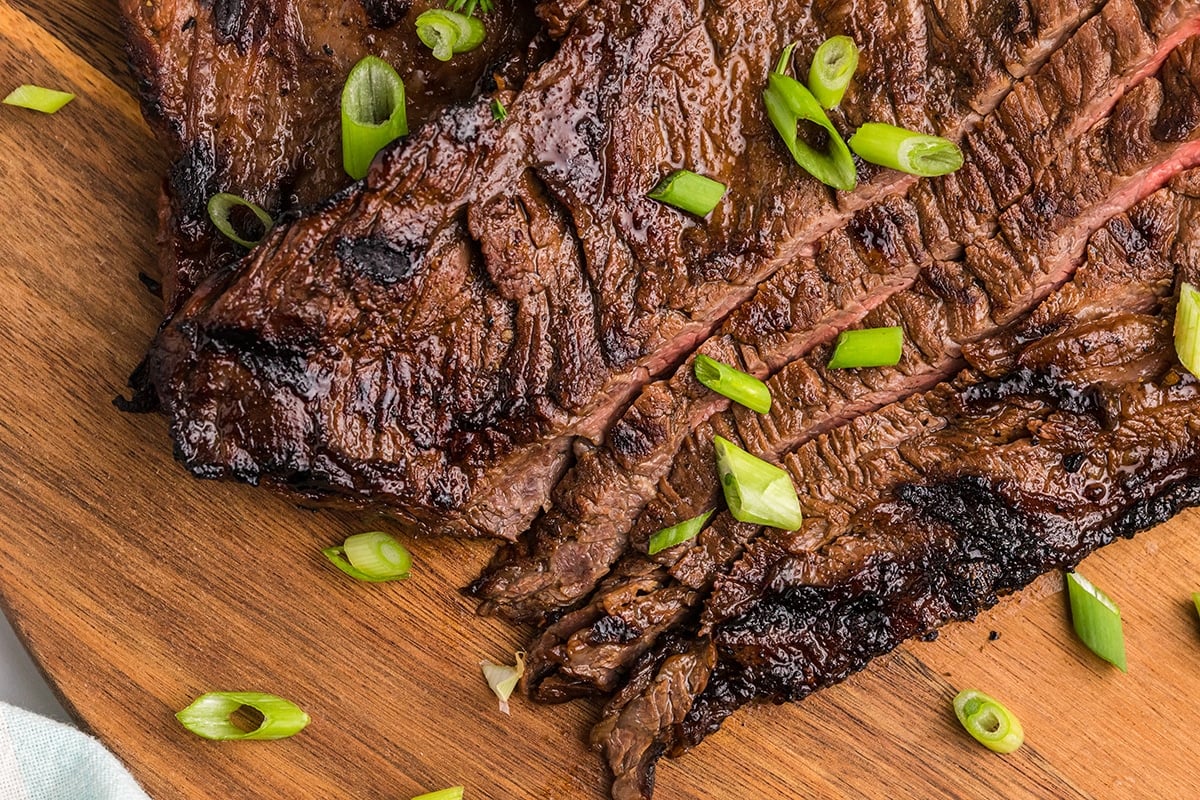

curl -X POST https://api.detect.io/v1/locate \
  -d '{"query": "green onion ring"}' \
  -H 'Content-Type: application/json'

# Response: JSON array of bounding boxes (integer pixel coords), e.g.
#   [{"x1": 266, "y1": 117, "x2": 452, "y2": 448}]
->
[
  {"x1": 952, "y1": 689, "x2": 1024, "y2": 754},
  {"x1": 206, "y1": 193, "x2": 274, "y2": 249},
  {"x1": 176, "y1": 692, "x2": 309, "y2": 741},
  {"x1": 416, "y1": 10, "x2": 485, "y2": 62},
  {"x1": 323, "y1": 531, "x2": 412, "y2": 582},
  {"x1": 341, "y1": 55, "x2": 409, "y2": 180},
  {"x1": 808, "y1": 36, "x2": 859, "y2": 110}
]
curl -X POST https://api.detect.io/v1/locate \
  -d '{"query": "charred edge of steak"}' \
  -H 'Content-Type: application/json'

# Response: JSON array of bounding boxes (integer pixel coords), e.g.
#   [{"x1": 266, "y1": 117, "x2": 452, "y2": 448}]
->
[
  {"x1": 676, "y1": 472, "x2": 1200, "y2": 754},
  {"x1": 358, "y1": 0, "x2": 413, "y2": 29},
  {"x1": 114, "y1": 355, "x2": 160, "y2": 414}
]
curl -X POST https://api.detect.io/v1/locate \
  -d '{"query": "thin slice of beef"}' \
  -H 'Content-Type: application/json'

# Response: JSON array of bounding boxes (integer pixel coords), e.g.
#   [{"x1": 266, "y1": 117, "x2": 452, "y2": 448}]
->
[
  {"x1": 593, "y1": 170, "x2": 1200, "y2": 800},
  {"x1": 473, "y1": 0, "x2": 1200, "y2": 621},
  {"x1": 145, "y1": 0, "x2": 1108, "y2": 538},
  {"x1": 119, "y1": 0, "x2": 543, "y2": 318},
  {"x1": 521, "y1": 38, "x2": 1200, "y2": 702}
]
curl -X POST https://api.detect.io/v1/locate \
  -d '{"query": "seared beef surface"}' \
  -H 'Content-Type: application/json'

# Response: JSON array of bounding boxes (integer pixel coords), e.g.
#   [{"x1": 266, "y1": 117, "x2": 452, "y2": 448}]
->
[
  {"x1": 121, "y1": 0, "x2": 1200, "y2": 797},
  {"x1": 120, "y1": 0, "x2": 541, "y2": 318},
  {"x1": 474, "y1": 0, "x2": 1200, "y2": 623},
  {"x1": 146, "y1": 0, "x2": 1122, "y2": 538}
]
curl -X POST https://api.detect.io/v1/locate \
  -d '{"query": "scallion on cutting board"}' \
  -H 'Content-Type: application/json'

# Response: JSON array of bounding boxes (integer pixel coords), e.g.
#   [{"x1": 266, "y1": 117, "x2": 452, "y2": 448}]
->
[
  {"x1": 3, "y1": 85, "x2": 75, "y2": 114},
  {"x1": 952, "y1": 689, "x2": 1023, "y2": 754},
  {"x1": 1065, "y1": 570, "x2": 1127, "y2": 672},
  {"x1": 176, "y1": 692, "x2": 309, "y2": 741},
  {"x1": 323, "y1": 531, "x2": 412, "y2": 582}
]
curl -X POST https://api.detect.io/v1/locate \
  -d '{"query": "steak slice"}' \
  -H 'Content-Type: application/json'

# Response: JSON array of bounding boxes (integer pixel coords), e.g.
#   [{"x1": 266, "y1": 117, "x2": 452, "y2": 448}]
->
[
  {"x1": 119, "y1": 0, "x2": 543, "y2": 319},
  {"x1": 521, "y1": 36, "x2": 1200, "y2": 701},
  {"x1": 145, "y1": 0, "x2": 1106, "y2": 536},
  {"x1": 594, "y1": 169, "x2": 1200, "y2": 799},
  {"x1": 473, "y1": 0, "x2": 1200, "y2": 620}
]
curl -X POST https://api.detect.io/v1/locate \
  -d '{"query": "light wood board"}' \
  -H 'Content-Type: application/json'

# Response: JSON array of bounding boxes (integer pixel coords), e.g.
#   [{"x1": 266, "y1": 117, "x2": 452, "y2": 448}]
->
[{"x1": 1, "y1": 2, "x2": 1198, "y2": 797}]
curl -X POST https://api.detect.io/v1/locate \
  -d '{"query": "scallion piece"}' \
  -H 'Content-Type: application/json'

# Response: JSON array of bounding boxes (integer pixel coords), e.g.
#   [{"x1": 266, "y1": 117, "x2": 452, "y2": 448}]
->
[
  {"x1": 1173, "y1": 281, "x2": 1200, "y2": 378},
  {"x1": 206, "y1": 193, "x2": 274, "y2": 248},
  {"x1": 412, "y1": 789, "x2": 465, "y2": 800},
  {"x1": 323, "y1": 531, "x2": 412, "y2": 582},
  {"x1": 480, "y1": 652, "x2": 525, "y2": 715},
  {"x1": 827, "y1": 326, "x2": 904, "y2": 369},
  {"x1": 341, "y1": 56, "x2": 408, "y2": 180},
  {"x1": 848, "y1": 122, "x2": 963, "y2": 178},
  {"x1": 446, "y1": 0, "x2": 494, "y2": 14},
  {"x1": 648, "y1": 510, "x2": 715, "y2": 555},
  {"x1": 763, "y1": 46, "x2": 857, "y2": 191},
  {"x1": 693, "y1": 354, "x2": 771, "y2": 413},
  {"x1": 807, "y1": 36, "x2": 859, "y2": 110},
  {"x1": 491, "y1": 98, "x2": 508, "y2": 121},
  {"x1": 1066, "y1": 570, "x2": 1127, "y2": 672},
  {"x1": 416, "y1": 10, "x2": 485, "y2": 62},
  {"x1": 3, "y1": 85, "x2": 75, "y2": 114},
  {"x1": 176, "y1": 692, "x2": 309, "y2": 741},
  {"x1": 713, "y1": 436, "x2": 803, "y2": 530},
  {"x1": 952, "y1": 689, "x2": 1024, "y2": 754},
  {"x1": 1193, "y1": 592, "x2": 1200, "y2": 619},
  {"x1": 648, "y1": 170, "x2": 727, "y2": 218}
]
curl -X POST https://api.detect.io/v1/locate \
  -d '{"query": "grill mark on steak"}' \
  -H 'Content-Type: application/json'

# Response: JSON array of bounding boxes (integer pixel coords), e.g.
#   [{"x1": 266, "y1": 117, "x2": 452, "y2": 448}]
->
[
  {"x1": 521, "y1": 80, "x2": 1199, "y2": 701},
  {"x1": 592, "y1": 184, "x2": 1200, "y2": 797},
  {"x1": 472, "y1": 0, "x2": 1198, "y2": 622}
]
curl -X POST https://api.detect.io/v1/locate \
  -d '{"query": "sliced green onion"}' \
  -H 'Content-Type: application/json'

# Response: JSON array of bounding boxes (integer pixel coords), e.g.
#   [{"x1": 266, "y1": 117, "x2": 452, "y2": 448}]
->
[
  {"x1": 3, "y1": 85, "x2": 75, "y2": 114},
  {"x1": 648, "y1": 170, "x2": 727, "y2": 218},
  {"x1": 480, "y1": 652, "x2": 525, "y2": 715},
  {"x1": 446, "y1": 0, "x2": 493, "y2": 14},
  {"x1": 848, "y1": 122, "x2": 963, "y2": 178},
  {"x1": 491, "y1": 98, "x2": 508, "y2": 121},
  {"x1": 176, "y1": 692, "x2": 309, "y2": 741},
  {"x1": 412, "y1": 789, "x2": 465, "y2": 800},
  {"x1": 648, "y1": 510, "x2": 715, "y2": 555},
  {"x1": 693, "y1": 354, "x2": 771, "y2": 413},
  {"x1": 1066, "y1": 570, "x2": 1127, "y2": 672},
  {"x1": 952, "y1": 689, "x2": 1024, "y2": 754},
  {"x1": 206, "y1": 193, "x2": 274, "y2": 248},
  {"x1": 416, "y1": 10, "x2": 485, "y2": 62},
  {"x1": 1174, "y1": 281, "x2": 1200, "y2": 378},
  {"x1": 713, "y1": 436, "x2": 803, "y2": 530},
  {"x1": 808, "y1": 36, "x2": 859, "y2": 110},
  {"x1": 323, "y1": 531, "x2": 412, "y2": 582},
  {"x1": 764, "y1": 47, "x2": 857, "y2": 192},
  {"x1": 827, "y1": 326, "x2": 904, "y2": 369},
  {"x1": 341, "y1": 56, "x2": 408, "y2": 180},
  {"x1": 1193, "y1": 592, "x2": 1200, "y2": 620}
]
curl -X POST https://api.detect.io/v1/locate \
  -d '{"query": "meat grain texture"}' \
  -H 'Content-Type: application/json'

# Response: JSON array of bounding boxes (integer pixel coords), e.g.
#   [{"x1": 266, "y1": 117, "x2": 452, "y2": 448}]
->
[{"x1": 119, "y1": 0, "x2": 1200, "y2": 797}]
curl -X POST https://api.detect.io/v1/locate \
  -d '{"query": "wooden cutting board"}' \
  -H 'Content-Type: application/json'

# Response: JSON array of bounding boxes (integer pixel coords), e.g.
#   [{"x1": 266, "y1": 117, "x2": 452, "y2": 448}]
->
[{"x1": 2, "y1": 2, "x2": 1199, "y2": 798}]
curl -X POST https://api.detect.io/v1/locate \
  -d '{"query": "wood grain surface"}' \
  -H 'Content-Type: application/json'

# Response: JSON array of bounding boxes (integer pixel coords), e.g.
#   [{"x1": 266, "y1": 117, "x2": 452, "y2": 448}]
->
[{"x1": 1, "y1": 2, "x2": 1199, "y2": 798}]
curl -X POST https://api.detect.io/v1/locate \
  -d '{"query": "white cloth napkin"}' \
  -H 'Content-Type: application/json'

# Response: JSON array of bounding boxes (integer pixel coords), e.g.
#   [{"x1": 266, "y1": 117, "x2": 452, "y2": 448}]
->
[{"x1": 0, "y1": 702, "x2": 150, "y2": 800}]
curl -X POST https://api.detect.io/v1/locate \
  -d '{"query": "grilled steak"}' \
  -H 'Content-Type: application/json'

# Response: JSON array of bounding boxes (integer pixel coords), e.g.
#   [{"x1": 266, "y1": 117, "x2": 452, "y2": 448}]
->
[
  {"x1": 144, "y1": 0, "x2": 1121, "y2": 537},
  {"x1": 522, "y1": 25, "x2": 1200, "y2": 703},
  {"x1": 119, "y1": 0, "x2": 542, "y2": 320},
  {"x1": 594, "y1": 164, "x2": 1200, "y2": 799},
  {"x1": 473, "y1": 0, "x2": 1200, "y2": 623}
]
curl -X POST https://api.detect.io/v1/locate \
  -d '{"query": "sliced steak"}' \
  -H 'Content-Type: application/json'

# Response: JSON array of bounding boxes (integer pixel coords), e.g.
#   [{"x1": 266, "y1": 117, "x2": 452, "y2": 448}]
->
[
  {"x1": 521, "y1": 38, "x2": 1200, "y2": 701},
  {"x1": 593, "y1": 169, "x2": 1200, "y2": 799},
  {"x1": 120, "y1": 0, "x2": 543, "y2": 318},
  {"x1": 145, "y1": 0, "x2": 1107, "y2": 537},
  {"x1": 473, "y1": 0, "x2": 1200, "y2": 620}
]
